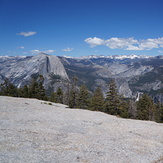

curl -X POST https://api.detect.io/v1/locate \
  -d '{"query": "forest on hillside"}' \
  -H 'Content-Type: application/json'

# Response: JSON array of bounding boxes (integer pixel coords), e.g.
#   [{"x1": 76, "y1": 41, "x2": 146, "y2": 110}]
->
[{"x1": 0, "y1": 76, "x2": 163, "y2": 123}]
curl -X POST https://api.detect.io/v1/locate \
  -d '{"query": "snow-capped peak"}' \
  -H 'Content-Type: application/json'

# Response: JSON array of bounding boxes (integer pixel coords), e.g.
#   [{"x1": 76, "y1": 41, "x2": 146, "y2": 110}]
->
[
  {"x1": 112, "y1": 54, "x2": 150, "y2": 60},
  {"x1": 63, "y1": 54, "x2": 152, "y2": 60}
]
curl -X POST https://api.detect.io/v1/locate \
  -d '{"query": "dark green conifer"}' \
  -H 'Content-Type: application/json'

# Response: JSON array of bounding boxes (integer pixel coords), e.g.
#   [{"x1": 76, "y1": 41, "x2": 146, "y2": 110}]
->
[
  {"x1": 104, "y1": 79, "x2": 120, "y2": 115},
  {"x1": 28, "y1": 78, "x2": 38, "y2": 98},
  {"x1": 69, "y1": 89, "x2": 76, "y2": 108},
  {"x1": 160, "y1": 105, "x2": 163, "y2": 123},
  {"x1": 56, "y1": 87, "x2": 63, "y2": 103},
  {"x1": 90, "y1": 86, "x2": 104, "y2": 111},
  {"x1": 77, "y1": 85, "x2": 89, "y2": 109},
  {"x1": 128, "y1": 99, "x2": 137, "y2": 119},
  {"x1": 22, "y1": 85, "x2": 29, "y2": 98},
  {"x1": 155, "y1": 102, "x2": 163, "y2": 123},
  {"x1": 50, "y1": 92, "x2": 57, "y2": 102},
  {"x1": 68, "y1": 76, "x2": 78, "y2": 108},
  {"x1": 28, "y1": 76, "x2": 47, "y2": 100},
  {"x1": 118, "y1": 96, "x2": 129, "y2": 118},
  {"x1": 137, "y1": 94, "x2": 156, "y2": 121},
  {"x1": 0, "y1": 78, "x2": 18, "y2": 97}
]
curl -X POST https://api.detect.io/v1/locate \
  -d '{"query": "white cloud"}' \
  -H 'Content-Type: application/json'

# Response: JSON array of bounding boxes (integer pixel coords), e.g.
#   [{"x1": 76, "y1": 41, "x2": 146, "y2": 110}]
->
[
  {"x1": 84, "y1": 37, "x2": 104, "y2": 47},
  {"x1": 105, "y1": 37, "x2": 138, "y2": 49},
  {"x1": 17, "y1": 31, "x2": 36, "y2": 37},
  {"x1": 139, "y1": 39, "x2": 159, "y2": 50},
  {"x1": 150, "y1": 37, "x2": 163, "y2": 47},
  {"x1": 30, "y1": 49, "x2": 55, "y2": 54},
  {"x1": 62, "y1": 48, "x2": 74, "y2": 52},
  {"x1": 158, "y1": 50, "x2": 163, "y2": 53},
  {"x1": 31, "y1": 50, "x2": 40, "y2": 54},
  {"x1": 44, "y1": 50, "x2": 55, "y2": 53},
  {"x1": 126, "y1": 45, "x2": 141, "y2": 50},
  {"x1": 17, "y1": 46, "x2": 25, "y2": 49},
  {"x1": 85, "y1": 37, "x2": 163, "y2": 51}
]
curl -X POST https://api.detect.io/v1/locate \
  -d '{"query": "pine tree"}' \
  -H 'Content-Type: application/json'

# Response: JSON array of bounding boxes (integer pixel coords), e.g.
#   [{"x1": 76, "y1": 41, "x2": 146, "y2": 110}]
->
[
  {"x1": 69, "y1": 76, "x2": 78, "y2": 108},
  {"x1": 28, "y1": 78, "x2": 38, "y2": 98},
  {"x1": 90, "y1": 86, "x2": 104, "y2": 111},
  {"x1": 28, "y1": 76, "x2": 47, "y2": 100},
  {"x1": 56, "y1": 87, "x2": 63, "y2": 103},
  {"x1": 118, "y1": 95, "x2": 129, "y2": 118},
  {"x1": 137, "y1": 94, "x2": 156, "y2": 121},
  {"x1": 154, "y1": 101, "x2": 163, "y2": 123},
  {"x1": 18, "y1": 85, "x2": 29, "y2": 98},
  {"x1": 69, "y1": 89, "x2": 76, "y2": 108},
  {"x1": 0, "y1": 78, "x2": 18, "y2": 97},
  {"x1": 76, "y1": 85, "x2": 89, "y2": 109},
  {"x1": 63, "y1": 80, "x2": 70, "y2": 105},
  {"x1": 128, "y1": 99, "x2": 137, "y2": 119},
  {"x1": 160, "y1": 105, "x2": 163, "y2": 123},
  {"x1": 36, "y1": 75, "x2": 47, "y2": 100},
  {"x1": 50, "y1": 92, "x2": 57, "y2": 102},
  {"x1": 104, "y1": 79, "x2": 120, "y2": 115}
]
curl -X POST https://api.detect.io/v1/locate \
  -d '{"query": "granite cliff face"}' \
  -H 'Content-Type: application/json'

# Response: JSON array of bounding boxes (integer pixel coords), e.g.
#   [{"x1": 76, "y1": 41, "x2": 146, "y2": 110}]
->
[{"x1": 0, "y1": 53, "x2": 69, "y2": 91}]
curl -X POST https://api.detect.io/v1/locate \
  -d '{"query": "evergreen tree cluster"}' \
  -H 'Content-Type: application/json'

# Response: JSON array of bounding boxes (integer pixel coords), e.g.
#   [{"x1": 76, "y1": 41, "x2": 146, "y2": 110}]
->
[
  {"x1": 0, "y1": 76, "x2": 162, "y2": 123},
  {"x1": 0, "y1": 78, "x2": 18, "y2": 97},
  {"x1": 136, "y1": 94, "x2": 163, "y2": 123},
  {"x1": 50, "y1": 87, "x2": 63, "y2": 104},
  {"x1": 0, "y1": 75, "x2": 47, "y2": 100}
]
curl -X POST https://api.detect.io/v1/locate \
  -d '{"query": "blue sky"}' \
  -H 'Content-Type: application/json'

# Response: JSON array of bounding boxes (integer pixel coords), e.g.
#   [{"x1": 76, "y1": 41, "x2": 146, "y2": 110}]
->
[{"x1": 0, "y1": 0, "x2": 163, "y2": 57}]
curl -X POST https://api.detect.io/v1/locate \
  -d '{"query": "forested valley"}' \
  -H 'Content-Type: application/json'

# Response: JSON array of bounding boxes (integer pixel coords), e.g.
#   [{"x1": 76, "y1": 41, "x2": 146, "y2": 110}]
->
[{"x1": 0, "y1": 76, "x2": 163, "y2": 123}]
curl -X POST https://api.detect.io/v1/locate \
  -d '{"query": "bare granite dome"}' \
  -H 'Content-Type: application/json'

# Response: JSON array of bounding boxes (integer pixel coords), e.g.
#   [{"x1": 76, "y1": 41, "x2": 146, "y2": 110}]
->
[
  {"x1": 0, "y1": 53, "x2": 69, "y2": 88},
  {"x1": 0, "y1": 96, "x2": 163, "y2": 163}
]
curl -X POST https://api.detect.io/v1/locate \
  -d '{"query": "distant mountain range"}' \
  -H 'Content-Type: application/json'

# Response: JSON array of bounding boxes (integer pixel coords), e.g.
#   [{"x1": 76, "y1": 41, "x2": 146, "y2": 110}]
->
[
  {"x1": 0, "y1": 53, "x2": 163, "y2": 101},
  {"x1": 63, "y1": 54, "x2": 152, "y2": 60}
]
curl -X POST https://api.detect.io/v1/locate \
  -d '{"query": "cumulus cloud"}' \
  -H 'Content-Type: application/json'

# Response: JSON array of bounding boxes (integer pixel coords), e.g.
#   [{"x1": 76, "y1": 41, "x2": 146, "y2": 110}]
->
[
  {"x1": 84, "y1": 37, "x2": 104, "y2": 47},
  {"x1": 17, "y1": 31, "x2": 36, "y2": 37},
  {"x1": 30, "y1": 49, "x2": 55, "y2": 54},
  {"x1": 126, "y1": 45, "x2": 141, "y2": 50},
  {"x1": 62, "y1": 48, "x2": 74, "y2": 52},
  {"x1": 85, "y1": 37, "x2": 163, "y2": 50},
  {"x1": 138, "y1": 39, "x2": 159, "y2": 50},
  {"x1": 105, "y1": 37, "x2": 138, "y2": 49}
]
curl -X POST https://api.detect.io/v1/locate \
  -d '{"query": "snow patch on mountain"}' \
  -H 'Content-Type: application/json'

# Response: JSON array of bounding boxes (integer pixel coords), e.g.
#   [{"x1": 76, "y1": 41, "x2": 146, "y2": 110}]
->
[{"x1": 63, "y1": 54, "x2": 153, "y2": 60}]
